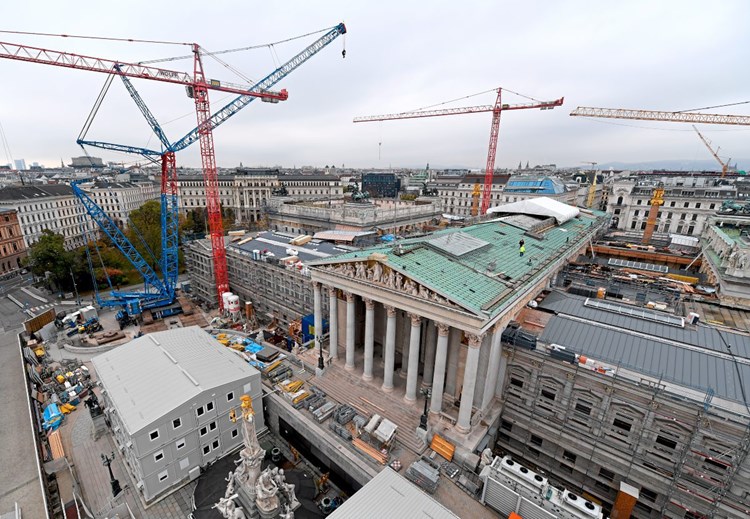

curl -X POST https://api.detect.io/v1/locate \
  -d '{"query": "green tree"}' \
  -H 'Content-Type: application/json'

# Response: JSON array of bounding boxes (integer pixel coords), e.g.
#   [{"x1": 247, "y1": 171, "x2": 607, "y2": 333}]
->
[
  {"x1": 126, "y1": 200, "x2": 163, "y2": 275},
  {"x1": 25, "y1": 230, "x2": 75, "y2": 292}
]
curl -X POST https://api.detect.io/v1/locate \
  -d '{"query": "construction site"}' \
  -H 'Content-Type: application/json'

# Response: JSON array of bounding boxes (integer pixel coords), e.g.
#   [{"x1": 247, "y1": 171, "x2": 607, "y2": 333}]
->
[{"x1": 3, "y1": 8, "x2": 750, "y2": 519}]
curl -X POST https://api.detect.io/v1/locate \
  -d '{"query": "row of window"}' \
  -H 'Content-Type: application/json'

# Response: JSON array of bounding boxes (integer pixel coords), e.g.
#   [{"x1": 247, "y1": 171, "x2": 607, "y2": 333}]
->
[
  {"x1": 150, "y1": 393, "x2": 236, "y2": 442},
  {"x1": 631, "y1": 210, "x2": 699, "y2": 221},
  {"x1": 625, "y1": 197, "x2": 717, "y2": 210}
]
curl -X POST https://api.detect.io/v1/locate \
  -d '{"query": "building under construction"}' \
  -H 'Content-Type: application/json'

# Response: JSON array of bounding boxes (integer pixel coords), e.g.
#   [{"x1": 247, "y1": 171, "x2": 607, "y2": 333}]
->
[{"x1": 495, "y1": 289, "x2": 750, "y2": 518}]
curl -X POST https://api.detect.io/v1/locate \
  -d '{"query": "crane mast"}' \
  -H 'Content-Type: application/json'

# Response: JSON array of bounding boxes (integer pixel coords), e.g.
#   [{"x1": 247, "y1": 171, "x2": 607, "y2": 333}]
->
[{"x1": 191, "y1": 44, "x2": 230, "y2": 303}]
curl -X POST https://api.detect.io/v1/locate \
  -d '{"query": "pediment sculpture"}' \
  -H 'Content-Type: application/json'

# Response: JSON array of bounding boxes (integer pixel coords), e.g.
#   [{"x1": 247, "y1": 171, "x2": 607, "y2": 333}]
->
[{"x1": 323, "y1": 261, "x2": 463, "y2": 310}]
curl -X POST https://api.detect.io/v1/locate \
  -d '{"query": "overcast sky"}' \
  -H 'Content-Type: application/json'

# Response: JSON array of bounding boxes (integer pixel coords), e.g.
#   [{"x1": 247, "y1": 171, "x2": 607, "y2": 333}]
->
[{"x1": 1, "y1": 0, "x2": 749, "y2": 171}]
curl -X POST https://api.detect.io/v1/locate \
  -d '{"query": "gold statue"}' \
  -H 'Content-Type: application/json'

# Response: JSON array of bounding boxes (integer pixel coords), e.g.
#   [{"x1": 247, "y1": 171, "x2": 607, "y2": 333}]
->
[{"x1": 241, "y1": 395, "x2": 255, "y2": 417}]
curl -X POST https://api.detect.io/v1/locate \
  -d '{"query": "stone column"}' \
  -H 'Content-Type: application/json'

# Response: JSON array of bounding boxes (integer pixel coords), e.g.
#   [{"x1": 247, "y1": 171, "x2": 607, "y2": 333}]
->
[
  {"x1": 362, "y1": 298, "x2": 375, "y2": 381},
  {"x1": 345, "y1": 292, "x2": 356, "y2": 371},
  {"x1": 456, "y1": 333, "x2": 482, "y2": 433},
  {"x1": 381, "y1": 305, "x2": 397, "y2": 392},
  {"x1": 313, "y1": 282, "x2": 322, "y2": 354},
  {"x1": 481, "y1": 324, "x2": 503, "y2": 410},
  {"x1": 404, "y1": 313, "x2": 422, "y2": 402},
  {"x1": 399, "y1": 312, "x2": 410, "y2": 378},
  {"x1": 328, "y1": 289, "x2": 339, "y2": 360},
  {"x1": 422, "y1": 321, "x2": 437, "y2": 387},
  {"x1": 429, "y1": 323, "x2": 450, "y2": 415}
]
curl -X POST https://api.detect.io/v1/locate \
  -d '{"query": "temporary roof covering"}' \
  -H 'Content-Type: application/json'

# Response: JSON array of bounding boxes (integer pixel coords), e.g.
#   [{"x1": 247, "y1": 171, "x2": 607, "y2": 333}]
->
[
  {"x1": 670, "y1": 234, "x2": 700, "y2": 247},
  {"x1": 486, "y1": 197, "x2": 579, "y2": 224},
  {"x1": 313, "y1": 230, "x2": 377, "y2": 242},
  {"x1": 329, "y1": 468, "x2": 459, "y2": 519}
]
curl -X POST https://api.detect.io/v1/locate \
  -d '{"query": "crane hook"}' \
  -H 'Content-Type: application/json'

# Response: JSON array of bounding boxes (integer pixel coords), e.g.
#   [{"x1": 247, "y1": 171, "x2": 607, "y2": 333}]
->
[{"x1": 342, "y1": 49, "x2": 346, "y2": 59}]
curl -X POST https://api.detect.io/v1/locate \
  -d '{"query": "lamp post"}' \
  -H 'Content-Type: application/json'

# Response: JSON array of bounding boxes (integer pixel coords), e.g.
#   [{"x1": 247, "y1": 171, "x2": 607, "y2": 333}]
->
[
  {"x1": 101, "y1": 451, "x2": 122, "y2": 497},
  {"x1": 317, "y1": 337, "x2": 325, "y2": 370},
  {"x1": 69, "y1": 268, "x2": 81, "y2": 306},
  {"x1": 419, "y1": 387, "x2": 431, "y2": 430}
]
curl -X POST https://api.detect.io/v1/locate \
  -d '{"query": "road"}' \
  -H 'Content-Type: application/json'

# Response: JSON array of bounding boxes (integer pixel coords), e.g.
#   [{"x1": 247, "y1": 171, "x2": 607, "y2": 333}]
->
[{"x1": 0, "y1": 277, "x2": 83, "y2": 332}]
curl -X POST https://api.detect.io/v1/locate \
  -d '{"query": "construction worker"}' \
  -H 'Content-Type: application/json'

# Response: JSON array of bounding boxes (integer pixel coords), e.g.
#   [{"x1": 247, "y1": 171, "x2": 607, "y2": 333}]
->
[{"x1": 519, "y1": 241, "x2": 526, "y2": 257}]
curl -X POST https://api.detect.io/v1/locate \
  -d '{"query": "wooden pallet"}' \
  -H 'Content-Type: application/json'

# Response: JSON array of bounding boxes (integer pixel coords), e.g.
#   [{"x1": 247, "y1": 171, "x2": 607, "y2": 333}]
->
[{"x1": 352, "y1": 438, "x2": 388, "y2": 465}]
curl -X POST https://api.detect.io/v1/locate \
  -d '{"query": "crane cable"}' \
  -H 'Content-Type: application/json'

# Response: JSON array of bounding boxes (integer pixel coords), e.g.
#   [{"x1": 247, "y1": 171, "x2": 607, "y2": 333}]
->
[
  {"x1": 138, "y1": 26, "x2": 334, "y2": 65},
  {"x1": 78, "y1": 72, "x2": 116, "y2": 142},
  {"x1": 0, "y1": 29, "x2": 189, "y2": 46},
  {"x1": 410, "y1": 87, "x2": 545, "y2": 113},
  {"x1": 674, "y1": 100, "x2": 750, "y2": 114}
]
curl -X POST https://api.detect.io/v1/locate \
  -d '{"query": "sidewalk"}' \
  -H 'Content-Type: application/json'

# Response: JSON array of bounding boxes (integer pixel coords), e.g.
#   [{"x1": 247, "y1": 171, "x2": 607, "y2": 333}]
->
[{"x1": 61, "y1": 384, "x2": 195, "y2": 518}]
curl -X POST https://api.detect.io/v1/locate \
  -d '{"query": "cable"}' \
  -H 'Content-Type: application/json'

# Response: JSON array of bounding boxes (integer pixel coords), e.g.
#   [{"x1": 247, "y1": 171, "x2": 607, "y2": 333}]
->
[
  {"x1": 674, "y1": 100, "x2": 750, "y2": 114},
  {"x1": 138, "y1": 26, "x2": 332, "y2": 65},
  {"x1": 576, "y1": 117, "x2": 750, "y2": 132},
  {"x1": 410, "y1": 86, "x2": 548, "y2": 113},
  {"x1": 0, "y1": 29, "x2": 189, "y2": 46},
  {"x1": 78, "y1": 72, "x2": 116, "y2": 142},
  {"x1": 700, "y1": 323, "x2": 750, "y2": 417}
]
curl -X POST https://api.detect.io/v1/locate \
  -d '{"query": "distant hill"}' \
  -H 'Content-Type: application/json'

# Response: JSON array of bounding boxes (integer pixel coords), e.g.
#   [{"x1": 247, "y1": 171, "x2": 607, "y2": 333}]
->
[{"x1": 594, "y1": 159, "x2": 750, "y2": 172}]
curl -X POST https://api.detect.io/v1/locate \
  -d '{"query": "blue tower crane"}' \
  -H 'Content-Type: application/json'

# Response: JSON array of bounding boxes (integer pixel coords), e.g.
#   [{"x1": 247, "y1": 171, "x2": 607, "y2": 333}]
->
[{"x1": 73, "y1": 24, "x2": 347, "y2": 312}]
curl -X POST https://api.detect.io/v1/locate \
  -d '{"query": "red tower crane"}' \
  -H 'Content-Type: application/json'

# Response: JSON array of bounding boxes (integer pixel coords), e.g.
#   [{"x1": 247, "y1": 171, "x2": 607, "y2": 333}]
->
[
  {"x1": 0, "y1": 38, "x2": 287, "y2": 308},
  {"x1": 354, "y1": 89, "x2": 564, "y2": 214}
]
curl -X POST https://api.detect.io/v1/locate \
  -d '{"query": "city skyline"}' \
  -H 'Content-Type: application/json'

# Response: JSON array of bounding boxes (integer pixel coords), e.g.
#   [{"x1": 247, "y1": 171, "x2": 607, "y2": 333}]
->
[{"x1": 1, "y1": 1, "x2": 749, "y2": 171}]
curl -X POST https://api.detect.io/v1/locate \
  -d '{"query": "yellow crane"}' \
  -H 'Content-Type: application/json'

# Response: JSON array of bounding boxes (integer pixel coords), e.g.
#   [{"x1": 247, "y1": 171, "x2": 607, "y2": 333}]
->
[
  {"x1": 642, "y1": 183, "x2": 665, "y2": 245},
  {"x1": 582, "y1": 161, "x2": 598, "y2": 209},
  {"x1": 570, "y1": 104, "x2": 750, "y2": 243},
  {"x1": 692, "y1": 125, "x2": 731, "y2": 177}
]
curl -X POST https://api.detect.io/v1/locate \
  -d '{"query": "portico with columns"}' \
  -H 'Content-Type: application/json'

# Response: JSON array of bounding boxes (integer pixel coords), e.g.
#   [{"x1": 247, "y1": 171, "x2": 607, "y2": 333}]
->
[{"x1": 306, "y1": 200, "x2": 607, "y2": 451}]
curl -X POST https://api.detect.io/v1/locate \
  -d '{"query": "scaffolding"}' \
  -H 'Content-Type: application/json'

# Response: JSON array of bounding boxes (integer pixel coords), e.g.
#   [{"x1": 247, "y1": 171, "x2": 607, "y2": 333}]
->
[{"x1": 496, "y1": 346, "x2": 750, "y2": 518}]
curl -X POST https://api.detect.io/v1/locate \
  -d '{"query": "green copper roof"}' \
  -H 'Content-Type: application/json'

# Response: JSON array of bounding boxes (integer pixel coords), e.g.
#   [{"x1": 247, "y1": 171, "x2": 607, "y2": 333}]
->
[{"x1": 313, "y1": 210, "x2": 607, "y2": 319}]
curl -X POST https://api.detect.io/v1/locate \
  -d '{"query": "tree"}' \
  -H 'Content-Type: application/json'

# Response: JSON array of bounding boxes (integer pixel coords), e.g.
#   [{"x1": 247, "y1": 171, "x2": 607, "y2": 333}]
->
[
  {"x1": 126, "y1": 200, "x2": 163, "y2": 275},
  {"x1": 25, "y1": 230, "x2": 75, "y2": 292}
]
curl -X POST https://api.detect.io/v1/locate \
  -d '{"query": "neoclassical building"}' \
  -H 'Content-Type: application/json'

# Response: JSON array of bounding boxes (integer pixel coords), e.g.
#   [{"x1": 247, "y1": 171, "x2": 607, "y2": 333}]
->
[{"x1": 308, "y1": 200, "x2": 608, "y2": 444}]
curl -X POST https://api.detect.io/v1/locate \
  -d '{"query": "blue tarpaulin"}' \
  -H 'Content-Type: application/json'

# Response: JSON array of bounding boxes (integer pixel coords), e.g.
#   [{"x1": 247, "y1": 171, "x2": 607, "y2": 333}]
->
[{"x1": 43, "y1": 403, "x2": 63, "y2": 431}]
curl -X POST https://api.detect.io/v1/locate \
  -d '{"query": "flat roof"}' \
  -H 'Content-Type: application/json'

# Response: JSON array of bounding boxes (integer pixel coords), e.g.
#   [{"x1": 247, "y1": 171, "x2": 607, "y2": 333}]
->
[
  {"x1": 229, "y1": 231, "x2": 348, "y2": 261},
  {"x1": 329, "y1": 468, "x2": 459, "y2": 519},
  {"x1": 92, "y1": 327, "x2": 258, "y2": 434}
]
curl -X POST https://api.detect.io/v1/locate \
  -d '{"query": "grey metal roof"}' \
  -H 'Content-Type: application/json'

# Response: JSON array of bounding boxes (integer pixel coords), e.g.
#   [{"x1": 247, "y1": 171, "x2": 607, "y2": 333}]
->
[
  {"x1": 539, "y1": 291, "x2": 750, "y2": 360},
  {"x1": 540, "y1": 315, "x2": 750, "y2": 403},
  {"x1": 328, "y1": 468, "x2": 459, "y2": 519},
  {"x1": 91, "y1": 327, "x2": 258, "y2": 434},
  {"x1": 0, "y1": 184, "x2": 73, "y2": 201},
  {"x1": 229, "y1": 231, "x2": 348, "y2": 261}
]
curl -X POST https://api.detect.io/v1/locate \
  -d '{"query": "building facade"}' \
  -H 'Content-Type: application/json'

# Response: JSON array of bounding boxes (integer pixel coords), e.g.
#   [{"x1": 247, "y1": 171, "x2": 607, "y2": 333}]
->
[
  {"x1": 177, "y1": 169, "x2": 344, "y2": 225},
  {"x1": 0, "y1": 208, "x2": 27, "y2": 275},
  {"x1": 432, "y1": 173, "x2": 510, "y2": 217},
  {"x1": 91, "y1": 327, "x2": 263, "y2": 504},
  {"x1": 608, "y1": 174, "x2": 736, "y2": 236},
  {"x1": 362, "y1": 172, "x2": 401, "y2": 198},
  {"x1": 0, "y1": 185, "x2": 96, "y2": 250},
  {"x1": 184, "y1": 231, "x2": 340, "y2": 323},
  {"x1": 83, "y1": 180, "x2": 159, "y2": 229},
  {"x1": 699, "y1": 215, "x2": 750, "y2": 305},
  {"x1": 265, "y1": 198, "x2": 443, "y2": 237},
  {"x1": 308, "y1": 200, "x2": 605, "y2": 452},
  {"x1": 279, "y1": 173, "x2": 344, "y2": 199},
  {"x1": 494, "y1": 291, "x2": 750, "y2": 518}
]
